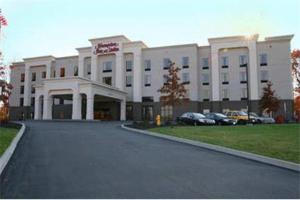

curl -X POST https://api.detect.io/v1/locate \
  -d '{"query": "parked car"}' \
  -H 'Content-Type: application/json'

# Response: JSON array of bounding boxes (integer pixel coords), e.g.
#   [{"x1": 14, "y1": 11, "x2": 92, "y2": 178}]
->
[
  {"x1": 224, "y1": 110, "x2": 255, "y2": 124},
  {"x1": 177, "y1": 112, "x2": 215, "y2": 125},
  {"x1": 249, "y1": 112, "x2": 275, "y2": 124},
  {"x1": 205, "y1": 112, "x2": 237, "y2": 125}
]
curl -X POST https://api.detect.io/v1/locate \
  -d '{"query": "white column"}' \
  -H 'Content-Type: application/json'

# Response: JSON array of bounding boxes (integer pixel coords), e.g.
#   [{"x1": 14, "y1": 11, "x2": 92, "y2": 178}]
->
[
  {"x1": 72, "y1": 91, "x2": 82, "y2": 120},
  {"x1": 91, "y1": 53, "x2": 98, "y2": 81},
  {"x1": 210, "y1": 47, "x2": 220, "y2": 101},
  {"x1": 34, "y1": 96, "x2": 41, "y2": 120},
  {"x1": 115, "y1": 51, "x2": 124, "y2": 90},
  {"x1": 46, "y1": 62, "x2": 51, "y2": 79},
  {"x1": 120, "y1": 98, "x2": 126, "y2": 121},
  {"x1": 248, "y1": 42, "x2": 259, "y2": 100},
  {"x1": 43, "y1": 93, "x2": 53, "y2": 120},
  {"x1": 23, "y1": 64, "x2": 31, "y2": 106},
  {"x1": 133, "y1": 51, "x2": 142, "y2": 102},
  {"x1": 78, "y1": 55, "x2": 85, "y2": 77},
  {"x1": 86, "y1": 93, "x2": 94, "y2": 120}
]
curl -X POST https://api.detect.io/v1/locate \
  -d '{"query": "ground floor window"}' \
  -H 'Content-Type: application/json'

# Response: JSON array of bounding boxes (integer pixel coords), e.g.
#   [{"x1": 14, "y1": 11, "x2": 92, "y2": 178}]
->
[
  {"x1": 126, "y1": 105, "x2": 133, "y2": 120},
  {"x1": 161, "y1": 105, "x2": 173, "y2": 121},
  {"x1": 142, "y1": 105, "x2": 153, "y2": 121}
]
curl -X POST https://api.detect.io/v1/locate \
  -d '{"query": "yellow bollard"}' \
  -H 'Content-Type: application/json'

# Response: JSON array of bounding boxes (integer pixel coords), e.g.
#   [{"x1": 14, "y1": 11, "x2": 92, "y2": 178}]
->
[{"x1": 156, "y1": 114, "x2": 161, "y2": 126}]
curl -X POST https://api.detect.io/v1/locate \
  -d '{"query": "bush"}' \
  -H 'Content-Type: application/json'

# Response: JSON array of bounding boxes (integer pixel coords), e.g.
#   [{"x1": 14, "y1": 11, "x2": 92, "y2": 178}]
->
[{"x1": 275, "y1": 115, "x2": 285, "y2": 124}]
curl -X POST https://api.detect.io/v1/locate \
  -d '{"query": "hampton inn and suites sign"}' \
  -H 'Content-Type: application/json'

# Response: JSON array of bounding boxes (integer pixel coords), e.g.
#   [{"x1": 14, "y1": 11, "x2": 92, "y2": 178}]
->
[{"x1": 93, "y1": 42, "x2": 120, "y2": 55}]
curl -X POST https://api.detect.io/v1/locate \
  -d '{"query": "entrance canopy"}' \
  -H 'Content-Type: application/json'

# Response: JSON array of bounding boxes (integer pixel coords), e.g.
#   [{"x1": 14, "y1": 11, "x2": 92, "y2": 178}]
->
[{"x1": 34, "y1": 77, "x2": 127, "y2": 120}]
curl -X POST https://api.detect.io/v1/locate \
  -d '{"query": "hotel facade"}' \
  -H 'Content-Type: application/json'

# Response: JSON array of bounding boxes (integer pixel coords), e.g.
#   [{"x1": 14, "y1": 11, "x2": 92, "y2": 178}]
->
[{"x1": 9, "y1": 34, "x2": 294, "y2": 121}]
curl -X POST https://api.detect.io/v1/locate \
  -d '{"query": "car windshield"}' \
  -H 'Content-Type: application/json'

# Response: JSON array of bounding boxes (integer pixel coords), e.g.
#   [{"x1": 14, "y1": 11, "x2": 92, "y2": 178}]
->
[
  {"x1": 193, "y1": 113, "x2": 206, "y2": 118},
  {"x1": 238, "y1": 111, "x2": 248, "y2": 116},
  {"x1": 216, "y1": 113, "x2": 227, "y2": 118}
]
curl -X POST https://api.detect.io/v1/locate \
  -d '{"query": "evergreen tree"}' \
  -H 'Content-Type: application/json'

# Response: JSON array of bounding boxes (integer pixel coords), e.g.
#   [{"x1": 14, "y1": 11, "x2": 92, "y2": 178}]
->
[{"x1": 259, "y1": 81, "x2": 280, "y2": 117}]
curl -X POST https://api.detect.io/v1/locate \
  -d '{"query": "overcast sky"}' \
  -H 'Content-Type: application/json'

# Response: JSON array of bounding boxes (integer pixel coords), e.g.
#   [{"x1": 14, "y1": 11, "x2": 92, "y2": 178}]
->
[{"x1": 0, "y1": 0, "x2": 299, "y2": 64}]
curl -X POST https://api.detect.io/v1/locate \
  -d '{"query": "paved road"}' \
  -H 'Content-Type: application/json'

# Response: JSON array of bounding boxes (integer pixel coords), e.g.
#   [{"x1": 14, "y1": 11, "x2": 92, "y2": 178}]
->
[{"x1": 0, "y1": 121, "x2": 299, "y2": 198}]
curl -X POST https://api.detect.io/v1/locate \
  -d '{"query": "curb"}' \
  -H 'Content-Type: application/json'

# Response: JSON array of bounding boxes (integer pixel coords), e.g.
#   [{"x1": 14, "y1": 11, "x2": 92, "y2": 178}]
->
[
  {"x1": 0, "y1": 122, "x2": 26, "y2": 176},
  {"x1": 121, "y1": 124, "x2": 300, "y2": 172}
]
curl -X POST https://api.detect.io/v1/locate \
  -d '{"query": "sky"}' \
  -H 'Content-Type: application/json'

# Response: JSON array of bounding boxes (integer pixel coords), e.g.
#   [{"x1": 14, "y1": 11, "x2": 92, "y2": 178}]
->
[{"x1": 0, "y1": 0, "x2": 299, "y2": 64}]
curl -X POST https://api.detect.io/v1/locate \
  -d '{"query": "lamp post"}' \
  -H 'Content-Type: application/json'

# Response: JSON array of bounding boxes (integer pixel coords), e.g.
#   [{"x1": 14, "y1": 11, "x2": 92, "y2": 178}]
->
[{"x1": 246, "y1": 61, "x2": 251, "y2": 123}]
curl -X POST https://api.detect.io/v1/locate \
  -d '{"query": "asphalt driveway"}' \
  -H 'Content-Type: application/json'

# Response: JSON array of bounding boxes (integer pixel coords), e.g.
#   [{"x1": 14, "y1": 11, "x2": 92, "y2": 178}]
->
[{"x1": 0, "y1": 121, "x2": 299, "y2": 198}]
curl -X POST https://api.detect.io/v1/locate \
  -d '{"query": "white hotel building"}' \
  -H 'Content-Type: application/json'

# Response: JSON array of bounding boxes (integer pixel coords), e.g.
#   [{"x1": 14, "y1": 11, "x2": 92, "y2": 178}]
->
[{"x1": 9, "y1": 34, "x2": 294, "y2": 121}]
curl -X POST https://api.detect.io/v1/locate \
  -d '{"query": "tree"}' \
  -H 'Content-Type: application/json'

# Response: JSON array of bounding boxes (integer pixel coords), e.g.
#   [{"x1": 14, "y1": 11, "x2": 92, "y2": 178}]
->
[
  {"x1": 158, "y1": 61, "x2": 188, "y2": 121},
  {"x1": 259, "y1": 81, "x2": 280, "y2": 117},
  {"x1": 291, "y1": 49, "x2": 300, "y2": 94},
  {"x1": 294, "y1": 96, "x2": 300, "y2": 122}
]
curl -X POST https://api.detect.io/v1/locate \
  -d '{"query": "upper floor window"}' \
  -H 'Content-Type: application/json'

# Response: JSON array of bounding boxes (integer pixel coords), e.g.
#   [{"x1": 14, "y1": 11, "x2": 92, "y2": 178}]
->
[
  {"x1": 222, "y1": 88, "x2": 229, "y2": 100},
  {"x1": 144, "y1": 60, "x2": 151, "y2": 71},
  {"x1": 60, "y1": 68, "x2": 65, "y2": 77},
  {"x1": 163, "y1": 74, "x2": 169, "y2": 85},
  {"x1": 87, "y1": 63, "x2": 91, "y2": 75},
  {"x1": 42, "y1": 71, "x2": 46, "y2": 79},
  {"x1": 182, "y1": 72, "x2": 190, "y2": 84},
  {"x1": 126, "y1": 75, "x2": 132, "y2": 87},
  {"x1": 53, "y1": 70, "x2": 56, "y2": 78},
  {"x1": 142, "y1": 96, "x2": 154, "y2": 102},
  {"x1": 260, "y1": 54, "x2": 268, "y2": 66},
  {"x1": 144, "y1": 74, "x2": 151, "y2": 87},
  {"x1": 202, "y1": 73, "x2": 209, "y2": 85},
  {"x1": 260, "y1": 70, "x2": 269, "y2": 83},
  {"x1": 203, "y1": 89, "x2": 209, "y2": 101},
  {"x1": 31, "y1": 97, "x2": 35, "y2": 106},
  {"x1": 74, "y1": 66, "x2": 78, "y2": 76},
  {"x1": 163, "y1": 58, "x2": 171, "y2": 70},
  {"x1": 202, "y1": 58, "x2": 209, "y2": 69},
  {"x1": 240, "y1": 71, "x2": 247, "y2": 83},
  {"x1": 103, "y1": 76, "x2": 112, "y2": 86},
  {"x1": 221, "y1": 56, "x2": 229, "y2": 68},
  {"x1": 32, "y1": 72, "x2": 36, "y2": 81},
  {"x1": 182, "y1": 57, "x2": 189, "y2": 68},
  {"x1": 126, "y1": 60, "x2": 133, "y2": 72},
  {"x1": 20, "y1": 98, "x2": 24, "y2": 107},
  {"x1": 31, "y1": 86, "x2": 35, "y2": 94},
  {"x1": 20, "y1": 86, "x2": 24, "y2": 94},
  {"x1": 103, "y1": 61, "x2": 112, "y2": 73},
  {"x1": 221, "y1": 72, "x2": 229, "y2": 84},
  {"x1": 21, "y1": 73, "x2": 25, "y2": 82},
  {"x1": 241, "y1": 88, "x2": 248, "y2": 100},
  {"x1": 239, "y1": 55, "x2": 248, "y2": 67}
]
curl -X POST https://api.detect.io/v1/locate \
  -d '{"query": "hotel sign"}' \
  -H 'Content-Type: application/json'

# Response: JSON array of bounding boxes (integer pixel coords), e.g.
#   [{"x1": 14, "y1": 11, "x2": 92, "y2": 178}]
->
[{"x1": 93, "y1": 42, "x2": 119, "y2": 55}]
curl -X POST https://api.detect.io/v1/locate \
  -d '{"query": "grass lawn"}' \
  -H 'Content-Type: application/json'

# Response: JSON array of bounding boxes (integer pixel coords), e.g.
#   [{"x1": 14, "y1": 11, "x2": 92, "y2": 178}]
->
[
  {"x1": 149, "y1": 124, "x2": 300, "y2": 163},
  {"x1": 0, "y1": 127, "x2": 18, "y2": 156}
]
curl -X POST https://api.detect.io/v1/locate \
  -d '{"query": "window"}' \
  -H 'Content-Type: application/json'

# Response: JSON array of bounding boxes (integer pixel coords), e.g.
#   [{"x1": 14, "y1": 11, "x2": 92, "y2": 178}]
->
[
  {"x1": 126, "y1": 105, "x2": 133, "y2": 120},
  {"x1": 53, "y1": 70, "x2": 56, "y2": 78},
  {"x1": 126, "y1": 76, "x2": 132, "y2": 87},
  {"x1": 31, "y1": 86, "x2": 35, "y2": 94},
  {"x1": 202, "y1": 73, "x2": 209, "y2": 85},
  {"x1": 221, "y1": 56, "x2": 229, "y2": 68},
  {"x1": 182, "y1": 72, "x2": 190, "y2": 84},
  {"x1": 241, "y1": 88, "x2": 248, "y2": 100},
  {"x1": 222, "y1": 88, "x2": 229, "y2": 101},
  {"x1": 240, "y1": 71, "x2": 247, "y2": 83},
  {"x1": 142, "y1": 105, "x2": 153, "y2": 121},
  {"x1": 144, "y1": 60, "x2": 151, "y2": 71},
  {"x1": 203, "y1": 109, "x2": 210, "y2": 114},
  {"x1": 103, "y1": 61, "x2": 112, "y2": 72},
  {"x1": 161, "y1": 105, "x2": 173, "y2": 121},
  {"x1": 31, "y1": 97, "x2": 35, "y2": 106},
  {"x1": 126, "y1": 60, "x2": 133, "y2": 72},
  {"x1": 87, "y1": 63, "x2": 91, "y2": 75},
  {"x1": 221, "y1": 72, "x2": 229, "y2": 84},
  {"x1": 144, "y1": 74, "x2": 151, "y2": 86},
  {"x1": 260, "y1": 54, "x2": 268, "y2": 66},
  {"x1": 163, "y1": 58, "x2": 171, "y2": 69},
  {"x1": 163, "y1": 74, "x2": 169, "y2": 85},
  {"x1": 103, "y1": 77, "x2": 112, "y2": 85},
  {"x1": 20, "y1": 86, "x2": 24, "y2": 94},
  {"x1": 182, "y1": 57, "x2": 189, "y2": 68},
  {"x1": 202, "y1": 58, "x2": 209, "y2": 69},
  {"x1": 261, "y1": 70, "x2": 269, "y2": 82},
  {"x1": 20, "y1": 98, "x2": 24, "y2": 107},
  {"x1": 142, "y1": 96, "x2": 154, "y2": 102},
  {"x1": 60, "y1": 68, "x2": 65, "y2": 77},
  {"x1": 239, "y1": 55, "x2": 248, "y2": 67},
  {"x1": 74, "y1": 66, "x2": 78, "y2": 76},
  {"x1": 42, "y1": 71, "x2": 46, "y2": 79},
  {"x1": 21, "y1": 73, "x2": 25, "y2": 82},
  {"x1": 203, "y1": 89, "x2": 209, "y2": 101},
  {"x1": 32, "y1": 72, "x2": 36, "y2": 81}
]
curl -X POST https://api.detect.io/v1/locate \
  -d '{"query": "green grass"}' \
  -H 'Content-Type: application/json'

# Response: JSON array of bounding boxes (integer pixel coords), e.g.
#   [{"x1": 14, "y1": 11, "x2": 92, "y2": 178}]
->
[
  {"x1": 0, "y1": 127, "x2": 18, "y2": 156},
  {"x1": 149, "y1": 124, "x2": 300, "y2": 163}
]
